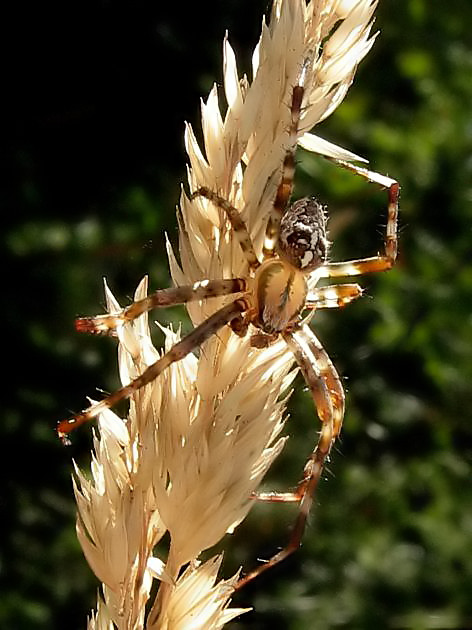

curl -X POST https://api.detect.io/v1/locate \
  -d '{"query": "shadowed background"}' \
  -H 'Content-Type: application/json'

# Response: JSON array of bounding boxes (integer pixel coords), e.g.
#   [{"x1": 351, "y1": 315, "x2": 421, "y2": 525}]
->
[{"x1": 3, "y1": 1, "x2": 472, "y2": 628}]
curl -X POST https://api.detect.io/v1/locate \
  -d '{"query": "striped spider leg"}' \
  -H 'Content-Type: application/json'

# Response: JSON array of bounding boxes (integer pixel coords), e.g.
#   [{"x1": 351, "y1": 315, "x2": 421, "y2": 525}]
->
[
  {"x1": 58, "y1": 61, "x2": 399, "y2": 593},
  {"x1": 58, "y1": 288, "x2": 247, "y2": 439}
]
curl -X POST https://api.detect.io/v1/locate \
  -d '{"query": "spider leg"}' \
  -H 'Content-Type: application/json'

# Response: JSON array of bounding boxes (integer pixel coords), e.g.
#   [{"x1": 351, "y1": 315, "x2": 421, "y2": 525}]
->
[
  {"x1": 58, "y1": 299, "x2": 246, "y2": 440},
  {"x1": 322, "y1": 160, "x2": 400, "y2": 277},
  {"x1": 305, "y1": 283, "x2": 363, "y2": 309},
  {"x1": 262, "y1": 57, "x2": 312, "y2": 259},
  {"x1": 190, "y1": 187, "x2": 259, "y2": 270},
  {"x1": 75, "y1": 278, "x2": 246, "y2": 335},
  {"x1": 237, "y1": 324, "x2": 343, "y2": 589},
  {"x1": 262, "y1": 87, "x2": 302, "y2": 258}
]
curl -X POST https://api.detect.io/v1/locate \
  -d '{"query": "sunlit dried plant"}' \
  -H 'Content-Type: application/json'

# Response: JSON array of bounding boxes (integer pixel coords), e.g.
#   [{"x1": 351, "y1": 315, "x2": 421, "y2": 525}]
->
[{"x1": 70, "y1": 1, "x2": 383, "y2": 627}]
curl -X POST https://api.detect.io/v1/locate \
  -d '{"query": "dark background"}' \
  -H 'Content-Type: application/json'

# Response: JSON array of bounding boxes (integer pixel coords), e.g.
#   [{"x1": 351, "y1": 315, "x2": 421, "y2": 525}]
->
[{"x1": 3, "y1": 1, "x2": 472, "y2": 628}]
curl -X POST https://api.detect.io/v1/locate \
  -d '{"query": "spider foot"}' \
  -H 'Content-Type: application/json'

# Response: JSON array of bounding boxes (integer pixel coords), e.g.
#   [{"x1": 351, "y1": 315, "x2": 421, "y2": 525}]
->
[
  {"x1": 75, "y1": 314, "x2": 121, "y2": 336},
  {"x1": 251, "y1": 490, "x2": 303, "y2": 503}
]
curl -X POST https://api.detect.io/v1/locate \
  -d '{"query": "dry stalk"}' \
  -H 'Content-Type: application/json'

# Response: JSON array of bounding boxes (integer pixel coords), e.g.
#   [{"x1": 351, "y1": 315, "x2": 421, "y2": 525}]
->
[{"x1": 75, "y1": 1, "x2": 378, "y2": 627}]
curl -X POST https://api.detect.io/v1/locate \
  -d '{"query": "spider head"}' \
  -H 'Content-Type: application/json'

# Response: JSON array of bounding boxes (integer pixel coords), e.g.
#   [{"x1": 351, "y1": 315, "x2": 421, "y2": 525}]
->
[{"x1": 277, "y1": 197, "x2": 329, "y2": 273}]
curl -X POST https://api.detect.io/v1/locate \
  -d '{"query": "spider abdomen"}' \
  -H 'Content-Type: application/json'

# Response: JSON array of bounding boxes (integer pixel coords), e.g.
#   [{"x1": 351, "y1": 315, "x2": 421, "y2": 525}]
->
[
  {"x1": 277, "y1": 197, "x2": 329, "y2": 273},
  {"x1": 253, "y1": 259, "x2": 308, "y2": 334}
]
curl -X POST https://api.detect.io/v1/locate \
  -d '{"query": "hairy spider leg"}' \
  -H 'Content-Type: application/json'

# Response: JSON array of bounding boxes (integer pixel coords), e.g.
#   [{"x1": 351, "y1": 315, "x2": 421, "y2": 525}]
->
[
  {"x1": 261, "y1": 53, "x2": 316, "y2": 261},
  {"x1": 75, "y1": 278, "x2": 246, "y2": 335},
  {"x1": 248, "y1": 283, "x2": 361, "y2": 502},
  {"x1": 255, "y1": 322, "x2": 344, "y2": 506},
  {"x1": 57, "y1": 299, "x2": 246, "y2": 440},
  {"x1": 189, "y1": 187, "x2": 260, "y2": 270},
  {"x1": 321, "y1": 159, "x2": 400, "y2": 278},
  {"x1": 262, "y1": 81, "x2": 305, "y2": 259},
  {"x1": 305, "y1": 283, "x2": 364, "y2": 309},
  {"x1": 236, "y1": 324, "x2": 344, "y2": 589}
]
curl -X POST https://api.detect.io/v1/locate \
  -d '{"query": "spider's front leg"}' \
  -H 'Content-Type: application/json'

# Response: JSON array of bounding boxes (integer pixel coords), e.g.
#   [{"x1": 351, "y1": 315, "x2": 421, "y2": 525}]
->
[
  {"x1": 189, "y1": 187, "x2": 260, "y2": 270},
  {"x1": 322, "y1": 160, "x2": 400, "y2": 278},
  {"x1": 237, "y1": 323, "x2": 343, "y2": 589}
]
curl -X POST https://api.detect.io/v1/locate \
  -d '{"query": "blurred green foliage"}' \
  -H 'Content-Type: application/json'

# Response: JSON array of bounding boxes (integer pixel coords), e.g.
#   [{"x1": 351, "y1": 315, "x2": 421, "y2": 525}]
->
[{"x1": 3, "y1": 1, "x2": 472, "y2": 628}]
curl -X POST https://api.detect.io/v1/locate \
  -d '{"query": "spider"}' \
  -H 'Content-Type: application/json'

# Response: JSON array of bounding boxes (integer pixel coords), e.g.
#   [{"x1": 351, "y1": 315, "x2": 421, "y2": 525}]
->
[{"x1": 58, "y1": 66, "x2": 399, "y2": 589}]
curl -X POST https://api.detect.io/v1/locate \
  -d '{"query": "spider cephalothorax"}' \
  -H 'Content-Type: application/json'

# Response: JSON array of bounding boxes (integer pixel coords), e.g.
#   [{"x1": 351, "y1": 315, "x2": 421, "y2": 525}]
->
[{"x1": 58, "y1": 59, "x2": 399, "y2": 590}]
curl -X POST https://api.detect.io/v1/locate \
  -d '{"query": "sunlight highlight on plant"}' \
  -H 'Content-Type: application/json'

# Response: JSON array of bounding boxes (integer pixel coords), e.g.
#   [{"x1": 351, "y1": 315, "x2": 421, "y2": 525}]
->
[{"x1": 73, "y1": 1, "x2": 379, "y2": 627}]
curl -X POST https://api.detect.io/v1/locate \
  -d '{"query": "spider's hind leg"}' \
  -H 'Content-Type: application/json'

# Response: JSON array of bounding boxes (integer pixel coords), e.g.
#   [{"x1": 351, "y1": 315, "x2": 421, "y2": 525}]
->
[{"x1": 237, "y1": 323, "x2": 343, "y2": 590}]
